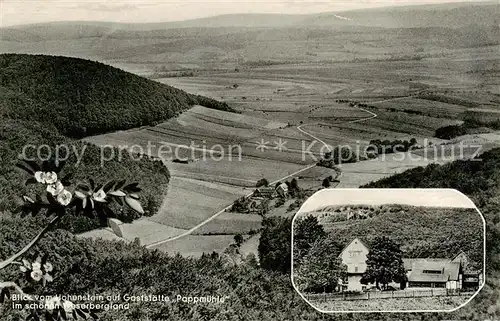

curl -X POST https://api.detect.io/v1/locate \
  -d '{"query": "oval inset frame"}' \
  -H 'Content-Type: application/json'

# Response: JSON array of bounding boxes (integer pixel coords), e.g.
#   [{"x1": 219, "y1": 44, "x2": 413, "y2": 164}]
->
[{"x1": 291, "y1": 189, "x2": 486, "y2": 314}]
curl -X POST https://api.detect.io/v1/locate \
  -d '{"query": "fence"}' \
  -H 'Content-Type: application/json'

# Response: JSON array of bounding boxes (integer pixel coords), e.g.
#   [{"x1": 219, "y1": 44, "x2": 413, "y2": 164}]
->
[{"x1": 305, "y1": 289, "x2": 475, "y2": 303}]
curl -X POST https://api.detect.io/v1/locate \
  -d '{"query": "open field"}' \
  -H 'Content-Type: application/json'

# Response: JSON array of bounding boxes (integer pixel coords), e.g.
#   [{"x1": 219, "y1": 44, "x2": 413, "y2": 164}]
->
[
  {"x1": 191, "y1": 212, "x2": 262, "y2": 235},
  {"x1": 148, "y1": 234, "x2": 236, "y2": 257},
  {"x1": 370, "y1": 97, "x2": 469, "y2": 119},
  {"x1": 74, "y1": 24, "x2": 499, "y2": 257},
  {"x1": 309, "y1": 294, "x2": 470, "y2": 312},
  {"x1": 150, "y1": 177, "x2": 248, "y2": 229}
]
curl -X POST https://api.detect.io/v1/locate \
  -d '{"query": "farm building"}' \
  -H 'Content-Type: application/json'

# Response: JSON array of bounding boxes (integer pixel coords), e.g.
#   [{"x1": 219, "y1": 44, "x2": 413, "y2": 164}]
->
[
  {"x1": 276, "y1": 183, "x2": 289, "y2": 198},
  {"x1": 403, "y1": 251, "x2": 482, "y2": 290},
  {"x1": 253, "y1": 187, "x2": 277, "y2": 199},
  {"x1": 337, "y1": 238, "x2": 482, "y2": 292},
  {"x1": 404, "y1": 259, "x2": 462, "y2": 289},
  {"x1": 338, "y1": 238, "x2": 370, "y2": 291}
]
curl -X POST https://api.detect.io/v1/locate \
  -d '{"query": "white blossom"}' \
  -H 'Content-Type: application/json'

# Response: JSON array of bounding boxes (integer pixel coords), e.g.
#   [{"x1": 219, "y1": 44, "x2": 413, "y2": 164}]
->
[
  {"x1": 43, "y1": 262, "x2": 53, "y2": 272},
  {"x1": 44, "y1": 273, "x2": 53, "y2": 283},
  {"x1": 34, "y1": 171, "x2": 47, "y2": 184},
  {"x1": 45, "y1": 297, "x2": 61, "y2": 312},
  {"x1": 32, "y1": 261, "x2": 42, "y2": 272},
  {"x1": 44, "y1": 172, "x2": 58, "y2": 184},
  {"x1": 92, "y1": 189, "x2": 107, "y2": 202},
  {"x1": 30, "y1": 270, "x2": 43, "y2": 282},
  {"x1": 57, "y1": 190, "x2": 73, "y2": 206},
  {"x1": 47, "y1": 181, "x2": 64, "y2": 196}
]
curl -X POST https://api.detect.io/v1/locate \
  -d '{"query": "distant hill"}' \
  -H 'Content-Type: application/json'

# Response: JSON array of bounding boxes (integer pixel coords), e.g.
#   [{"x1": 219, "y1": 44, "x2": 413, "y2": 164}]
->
[
  {"x1": 0, "y1": 54, "x2": 232, "y2": 137},
  {"x1": 2, "y1": 2, "x2": 497, "y2": 32},
  {"x1": 312, "y1": 204, "x2": 483, "y2": 269},
  {"x1": 0, "y1": 3, "x2": 497, "y2": 65},
  {"x1": 0, "y1": 53, "x2": 232, "y2": 232}
]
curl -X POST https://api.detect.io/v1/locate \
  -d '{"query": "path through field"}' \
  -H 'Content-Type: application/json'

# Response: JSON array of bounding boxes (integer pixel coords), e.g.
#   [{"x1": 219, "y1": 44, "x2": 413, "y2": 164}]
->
[{"x1": 145, "y1": 104, "x2": 376, "y2": 248}]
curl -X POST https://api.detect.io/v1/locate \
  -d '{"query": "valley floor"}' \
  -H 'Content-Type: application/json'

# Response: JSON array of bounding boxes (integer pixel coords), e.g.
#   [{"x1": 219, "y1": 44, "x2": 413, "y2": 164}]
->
[{"x1": 78, "y1": 58, "x2": 500, "y2": 258}]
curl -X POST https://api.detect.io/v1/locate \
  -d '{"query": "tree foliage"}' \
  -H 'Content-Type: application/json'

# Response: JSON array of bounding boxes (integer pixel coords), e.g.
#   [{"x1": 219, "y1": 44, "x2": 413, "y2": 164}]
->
[
  {"x1": 293, "y1": 215, "x2": 325, "y2": 262},
  {"x1": 361, "y1": 236, "x2": 407, "y2": 290},
  {"x1": 0, "y1": 54, "x2": 233, "y2": 138},
  {"x1": 294, "y1": 238, "x2": 346, "y2": 293},
  {"x1": 258, "y1": 217, "x2": 291, "y2": 273}
]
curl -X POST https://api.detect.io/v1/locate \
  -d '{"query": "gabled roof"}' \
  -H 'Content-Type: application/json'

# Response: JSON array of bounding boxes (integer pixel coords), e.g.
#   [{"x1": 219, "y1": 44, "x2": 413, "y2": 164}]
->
[
  {"x1": 254, "y1": 187, "x2": 275, "y2": 197},
  {"x1": 339, "y1": 238, "x2": 370, "y2": 258},
  {"x1": 403, "y1": 258, "x2": 451, "y2": 271},
  {"x1": 407, "y1": 259, "x2": 461, "y2": 283}
]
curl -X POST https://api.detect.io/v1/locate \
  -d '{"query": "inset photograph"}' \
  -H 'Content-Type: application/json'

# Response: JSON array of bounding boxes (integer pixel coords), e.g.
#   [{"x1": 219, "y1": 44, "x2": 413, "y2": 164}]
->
[{"x1": 291, "y1": 189, "x2": 485, "y2": 313}]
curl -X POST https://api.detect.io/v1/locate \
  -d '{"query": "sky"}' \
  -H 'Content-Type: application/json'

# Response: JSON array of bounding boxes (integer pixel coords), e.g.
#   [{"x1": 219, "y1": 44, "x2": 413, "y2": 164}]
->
[
  {"x1": 0, "y1": 0, "x2": 491, "y2": 27},
  {"x1": 297, "y1": 189, "x2": 479, "y2": 213}
]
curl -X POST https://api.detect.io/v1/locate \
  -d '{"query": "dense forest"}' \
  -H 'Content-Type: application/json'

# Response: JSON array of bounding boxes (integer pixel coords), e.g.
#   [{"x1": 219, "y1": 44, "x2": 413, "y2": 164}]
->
[
  {"x1": 0, "y1": 54, "x2": 237, "y2": 233},
  {"x1": 2, "y1": 149, "x2": 500, "y2": 319},
  {"x1": 0, "y1": 54, "x2": 233, "y2": 138},
  {"x1": 434, "y1": 111, "x2": 500, "y2": 139},
  {"x1": 0, "y1": 53, "x2": 498, "y2": 319},
  {"x1": 314, "y1": 205, "x2": 483, "y2": 270}
]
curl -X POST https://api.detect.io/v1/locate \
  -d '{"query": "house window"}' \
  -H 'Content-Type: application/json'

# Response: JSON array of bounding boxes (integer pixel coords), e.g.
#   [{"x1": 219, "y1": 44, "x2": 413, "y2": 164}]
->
[
  {"x1": 349, "y1": 250, "x2": 362, "y2": 257},
  {"x1": 355, "y1": 266, "x2": 359, "y2": 273},
  {"x1": 423, "y1": 270, "x2": 442, "y2": 274}
]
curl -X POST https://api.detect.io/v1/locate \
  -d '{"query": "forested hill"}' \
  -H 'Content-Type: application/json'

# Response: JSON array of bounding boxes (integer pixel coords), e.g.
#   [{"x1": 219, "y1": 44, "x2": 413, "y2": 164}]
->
[{"x1": 0, "y1": 54, "x2": 232, "y2": 137}]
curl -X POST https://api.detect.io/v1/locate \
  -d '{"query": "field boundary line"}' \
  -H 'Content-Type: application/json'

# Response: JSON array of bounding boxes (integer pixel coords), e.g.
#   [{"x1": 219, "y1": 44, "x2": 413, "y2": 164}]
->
[
  {"x1": 145, "y1": 103, "x2": 381, "y2": 248},
  {"x1": 145, "y1": 163, "x2": 318, "y2": 248}
]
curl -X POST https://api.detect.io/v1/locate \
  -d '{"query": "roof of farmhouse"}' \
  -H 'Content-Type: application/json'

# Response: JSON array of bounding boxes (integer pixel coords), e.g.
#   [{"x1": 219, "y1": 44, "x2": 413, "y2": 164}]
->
[
  {"x1": 254, "y1": 187, "x2": 276, "y2": 197},
  {"x1": 407, "y1": 260, "x2": 461, "y2": 283}
]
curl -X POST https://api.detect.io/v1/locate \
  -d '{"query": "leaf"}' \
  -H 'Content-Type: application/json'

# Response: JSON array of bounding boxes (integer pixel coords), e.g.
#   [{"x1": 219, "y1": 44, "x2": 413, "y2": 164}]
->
[
  {"x1": 77, "y1": 184, "x2": 91, "y2": 192},
  {"x1": 89, "y1": 310, "x2": 99, "y2": 320},
  {"x1": 23, "y1": 196, "x2": 35, "y2": 203},
  {"x1": 82, "y1": 197, "x2": 87, "y2": 210},
  {"x1": 114, "y1": 180, "x2": 126, "y2": 190},
  {"x1": 0, "y1": 287, "x2": 10, "y2": 303},
  {"x1": 75, "y1": 191, "x2": 87, "y2": 199},
  {"x1": 25, "y1": 177, "x2": 37, "y2": 186},
  {"x1": 75, "y1": 309, "x2": 87, "y2": 319},
  {"x1": 46, "y1": 193, "x2": 58, "y2": 206},
  {"x1": 123, "y1": 182, "x2": 141, "y2": 193},
  {"x1": 125, "y1": 196, "x2": 144, "y2": 214},
  {"x1": 102, "y1": 181, "x2": 115, "y2": 193},
  {"x1": 22, "y1": 159, "x2": 41, "y2": 173},
  {"x1": 59, "y1": 305, "x2": 67, "y2": 320},
  {"x1": 74, "y1": 202, "x2": 83, "y2": 216},
  {"x1": 108, "y1": 190, "x2": 126, "y2": 197},
  {"x1": 115, "y1": 196, "x2": 125, "y2": 206},
  {"x1": 16, "y1": 163, "x2": 35, "y2": 175},
  {"x1": 60, "y1": 172, "x2": 74, "y2": 186},
  {"x1": 44, "y1": 310, "x2": 55, "y2": 321}
]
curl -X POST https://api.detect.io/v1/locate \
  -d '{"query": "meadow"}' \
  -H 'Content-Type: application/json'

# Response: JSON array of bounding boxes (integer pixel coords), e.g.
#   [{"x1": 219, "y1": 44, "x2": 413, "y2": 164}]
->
[
  {"x1": 54, "y1": 10, "x2": 499, "y2": 259},
  {"x1": 311, "y1": 295, "x2": 469, "y2": 312}
]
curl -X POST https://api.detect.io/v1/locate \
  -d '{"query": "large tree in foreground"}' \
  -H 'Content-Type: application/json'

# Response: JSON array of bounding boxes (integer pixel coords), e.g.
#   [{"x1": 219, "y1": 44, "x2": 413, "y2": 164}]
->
[
  {"x1": 258, "y1": 217, "x2": 291, "y2": 273},
  {"x1": 0, "y1": 157, "x2": 145, "y2": 320},
  {"x1": 293, "y1": 215, "x2": 325, "y2": 262},
  {"x1": 361, "y1": 236, "x2": 407, "y2": 290},
  {"x1": 294, "y1": 238, "x2": 346, "y2": 293}
]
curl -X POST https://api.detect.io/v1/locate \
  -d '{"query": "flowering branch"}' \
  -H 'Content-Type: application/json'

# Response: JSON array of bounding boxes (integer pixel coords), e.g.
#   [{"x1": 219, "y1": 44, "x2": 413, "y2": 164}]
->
[
  {"x1": 0, "y1": 215, "x2": 61, "y2": 270},
  {"x1": 0, "y1": 158, "x2": 147, "y2": 320},
  {"x1": 0, "y1": 281, "x2": 33, "y2": 300}
]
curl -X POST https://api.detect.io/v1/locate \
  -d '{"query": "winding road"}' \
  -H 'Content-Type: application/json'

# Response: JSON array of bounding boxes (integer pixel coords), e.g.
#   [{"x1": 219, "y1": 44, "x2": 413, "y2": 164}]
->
[{"x1": 145, "y1": 104, "x2": 378, "y2": 248}]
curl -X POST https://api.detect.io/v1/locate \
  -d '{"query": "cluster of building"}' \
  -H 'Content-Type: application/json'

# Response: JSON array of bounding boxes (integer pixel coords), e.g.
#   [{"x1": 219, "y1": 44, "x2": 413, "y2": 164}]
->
[
  {"x1": 245, "y1": 183, "x2": 289, "y2": 213},
  {"x1": 339, "y1": 238, "x2": 483, "y2": 292}
]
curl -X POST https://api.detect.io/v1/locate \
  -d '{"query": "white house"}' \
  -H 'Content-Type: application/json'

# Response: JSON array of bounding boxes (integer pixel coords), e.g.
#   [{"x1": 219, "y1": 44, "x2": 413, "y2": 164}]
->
[
  {"x1": 338, "y1": 238, "x2": 470, "y2": 292},
  {"x1": 338, "y1": 238, "x2": 370, "y2": 291}
]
